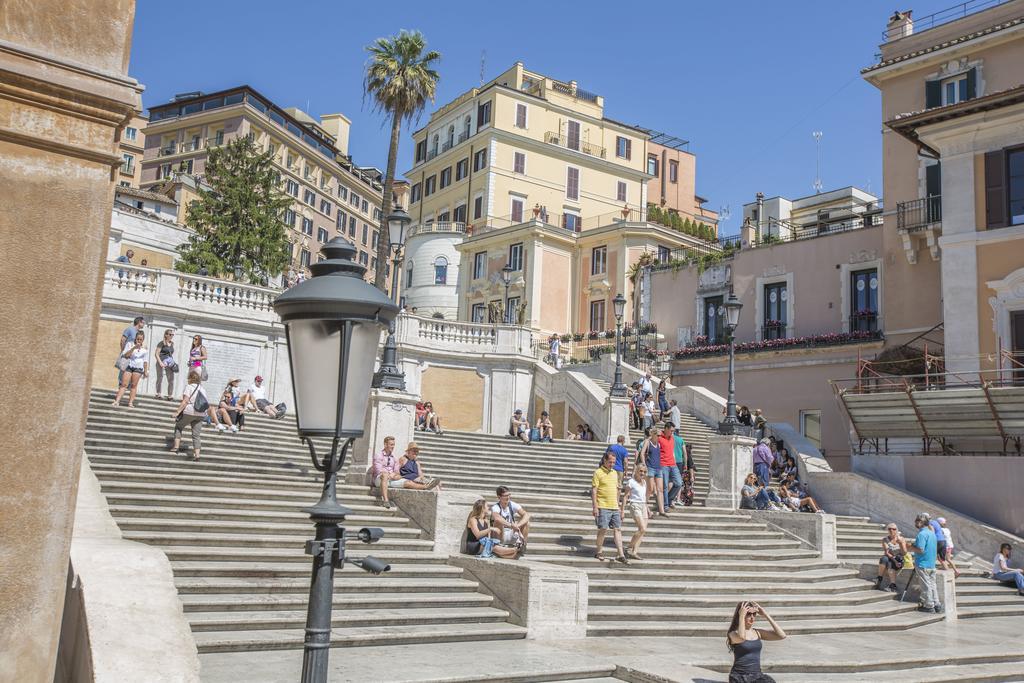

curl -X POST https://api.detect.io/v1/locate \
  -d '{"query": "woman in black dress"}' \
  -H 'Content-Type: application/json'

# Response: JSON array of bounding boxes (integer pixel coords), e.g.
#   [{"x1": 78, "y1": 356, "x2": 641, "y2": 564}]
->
[{"x1": 726, "y1": 601, "x2": 786, "y2": 683}]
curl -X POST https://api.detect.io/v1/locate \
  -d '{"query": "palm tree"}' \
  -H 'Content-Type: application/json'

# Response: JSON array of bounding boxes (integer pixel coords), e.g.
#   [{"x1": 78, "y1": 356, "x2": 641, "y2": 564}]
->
[{"x1": 364, "y1": 29, "x2": 441, "y2": 291}]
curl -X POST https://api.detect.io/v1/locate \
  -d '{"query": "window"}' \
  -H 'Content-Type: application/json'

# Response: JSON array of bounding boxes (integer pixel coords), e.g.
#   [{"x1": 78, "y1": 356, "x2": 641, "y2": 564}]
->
[
  {"x1": 704, "y1": 296, "x2": 725, "y2": 344},
  {"x1": 647, "y1": 154, "x2": 659, "y2": 176},
  {"x1": 456, "y1": 158, "x2": 469, "y2": 181},
  {"x1": 304, "y1": 189, "x2": 316, "y2": 206},
  {"x1": 320, "y1": 199, "x2": 332, "y2": 216},
  {"x1": 515, "y1": 103, "x2": 527, "y2": 129},
  {"x1": 473, "y1": 195, "x2": 483, "y2": 219},
  {"x1": 434, "y1": 256, "x2": 448, "y2": 285},
  {"x1": 510, "y1": 197, "x2": 524, "y2": 223},
  {"x1": 350, "y1": 192, "x2": 360, "y2": 208},
  {"x1": 800, "y1": 410, "x2": 822, "y2": 449},
  {"x1": 591, "y1": 246, "x2": 607, "y2": 276},
  {"x1": 615, "y1": 136, "x2": 631, "y2": 160},
  {"x1": 513, "y1": 151, "x2": 526, "y2": 174},
  {"x1": 463, "y1": 115, "x2": 472, "y2": 139},
  {"x1": 508, "y1": 242, "x2": 523, "y2": 271},
  {"x1": 589, "y1": 300, "x2": 606, "y2": 332},
  {"x1": 120, "y1": 153, "x2": 134, "y2": 175},
  {"x1": 338, "y1": 185, "x2": 348, "y2": 201},
  {"x1": 926, "y1": 68, "x2": 976, "y2": 108},
  {"x1": 850, "y1": 268, "x2": 879, "y2": 332},
  {"x1": 371, "y1": 257, "x2": 377, "y2": 270},
  {"x1": 453, "y1": 204, "x2": 467, "y2": 223},
  {"x1": 424, "y1": 175, "x2": 436, "y2": 196},
  {"x1": 658, "y1": 245, "x2": 671, "y2": 263},
  {"x1": 361, "y1": 199, "x2": 368, "y2": 213},
  {"x1": 763, "y1": 282, "x2": 788, "y2": 340},
  {"x1": 373, "y1": 208, "x2": 382, "y2": 221},
  {"x1": 1010, "y1": 148, "x2": 1024, "y2": 226},
  {"x1": 415, "y1": 139, "x2": 427, "y2": 163},
  {"x1": 159, "y1": 164, "x2": 172, "y2": 179},
  {"x1": 336, "y1": 210, "x2": 347, "y2": 230},
  {"x1": 283, "y1": 208, "x2": 296, "y2": 227},
  {"x1": 317, "y1": 227, "x2": 329, "y2": 243},
  {"x1": 301, "y1": 217, "x2": 313, "y2": 235},
  {"x1": 669, "y1": 160, "x2": 678, "y2": 183},
  {"x1": 447, "y1": 125, "x2": 455, "y2": 148},
  {"x1": 411, "y1": 183, "x2": 422, "y2": 203},
  {"x1": 943, "y1": 74, "x2": 969, "y2": 105},
  {"x1": 438, "y1": 211, "x2": 450, "y2": 223},
  {"x1": 407, "y1": 265, "x2": 414, "y2": 288},
  {"x1": 431, "y1": 134, "x2": 439, "y2": 156},
  {"x1": 563, "y1": 213, "x2": 581, "y2": 232},
  {"x1": 566, "y1": 166, "x2": 580, "y2": 201},
  {"x1": 473, "y1": 251, "x2": 487, "y2": 279},
  {"x1": 566, "y1": 120, "x2": 580, "y2": 151},
  {"x1": 285, "y1": 179, "x2": 299, "y2": 197},
  {"x1": 359, "y1": 251, "x2": 369, "y2": 266},
  {"x1": 506, "y1": 296, "x2": 520, "y2": 324},
  {"x1": 119, "y1": 181, "x2": 130, "y2": 187},
  {"x1": 349, "y1": 216, "x2": 356, "y2": 237},
  {"x1": 471, "y1": 303, "x2": 487, "y2": 323},
  {"x1": 617, "y1": 181, "x2": 627, "y2": 203},
  {"x1": 473, "y1": 149, "x2": 487, "y2": 171},
  {"x1": 372, "y1": 231, "x2": 379, "y2": 249},
  {"x1": 300, "y1": 249, "x2": 311, "y2": 268},
  {"x1": 440, "y1": 167, "x2": 452, "y2": 188},
  {"x1": 361, "y1": 223, "x2": 369, "y2": 245},
  {"x1": 477, "y1": 100, "x2": 492, "y2": 127},
  {"x1": 124, "y1": 127, "x2": 138, "y2": 141}
]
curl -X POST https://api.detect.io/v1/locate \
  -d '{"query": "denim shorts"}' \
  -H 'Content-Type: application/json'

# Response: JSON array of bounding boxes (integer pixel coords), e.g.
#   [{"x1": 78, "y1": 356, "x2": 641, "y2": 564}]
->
[
  {"x1": 596, "y1": 508, "x2": 621, "y2": 529},
  {"x1": 479, "y1": 537, "x2": 498, "y2": 558},
  {"x1": 646, "y1": 461, "x2": 662, "y2": 477}
]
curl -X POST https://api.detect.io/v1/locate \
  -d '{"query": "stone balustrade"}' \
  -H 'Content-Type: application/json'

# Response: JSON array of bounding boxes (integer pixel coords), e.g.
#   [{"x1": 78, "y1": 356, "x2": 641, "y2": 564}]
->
[{"x1": 396, "y1": 314, "x2": 534, "y2": 357}]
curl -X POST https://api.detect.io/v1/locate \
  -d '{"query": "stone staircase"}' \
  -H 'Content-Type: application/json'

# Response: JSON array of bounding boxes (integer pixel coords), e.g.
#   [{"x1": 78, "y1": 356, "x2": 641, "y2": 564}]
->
[
  {"x1": 415, "y1": 412, "x2": 943, "y2": 638},
  {"x1": 84, "y1": 389, "x2": 527, "y2": 654}
]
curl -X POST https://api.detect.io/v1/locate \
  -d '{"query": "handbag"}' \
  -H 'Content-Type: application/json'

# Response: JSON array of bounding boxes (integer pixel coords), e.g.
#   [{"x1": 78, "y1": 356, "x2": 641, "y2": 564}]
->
[
  {"x1": 903, "y1": 552, "x2": 915, "y2": 569},
  {"x1": 116, "y1": 356, "x2": 130, "y2": 371},
  {"x1": 200, "y1": 365, "x2": 209, "y2": 382}
]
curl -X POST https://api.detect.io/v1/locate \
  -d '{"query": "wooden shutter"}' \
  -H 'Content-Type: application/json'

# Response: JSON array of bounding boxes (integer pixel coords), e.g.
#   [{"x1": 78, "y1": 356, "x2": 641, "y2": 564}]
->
[
  {"x1": 985, "y1": 149, "x2": 1008, "y2": 229},
  {"x1": 925, "y1": 80, "x2": 941, "y2": 109},
  {"x1": 567, "y1": 167, "x2": 579, "y2": 200},
  {"x1": 965, "y1": 68, "x2": 977, "y2": 101},
  {"x1": 516, "y1": 104, "x2": 526, "y2": 128},
  {"x1": 625, "y1": 138, "x2": 632, "y2": 160}
]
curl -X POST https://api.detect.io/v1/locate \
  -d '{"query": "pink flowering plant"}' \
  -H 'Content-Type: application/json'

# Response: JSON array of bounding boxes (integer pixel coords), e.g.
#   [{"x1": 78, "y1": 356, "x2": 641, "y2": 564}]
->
[{"x1": 674, "y1": 329, "x2": 882, "y2": 359}]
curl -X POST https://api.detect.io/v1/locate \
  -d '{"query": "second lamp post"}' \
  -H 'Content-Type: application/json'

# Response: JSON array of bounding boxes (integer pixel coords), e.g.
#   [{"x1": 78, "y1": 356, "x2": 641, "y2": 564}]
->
[
  {"x1": 371, "y1": 207, "x2": 412, "y2": 391},
  {"x1": 610, "y1": 292, "x2": 627, "y2": 396},
  {"x1": 717, "y1": 290, "x2": 744, "y2": 434}
]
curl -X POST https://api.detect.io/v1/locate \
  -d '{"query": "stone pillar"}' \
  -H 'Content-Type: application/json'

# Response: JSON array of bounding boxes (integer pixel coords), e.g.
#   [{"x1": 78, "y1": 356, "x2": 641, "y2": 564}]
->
[
  {"x1": 605, "y1": 396, "x2": 631, "y2": 444},
  {"x1": 347, "y1": 389, "x2": 419, "y2": 485},
  {"x1": 0, "y1": 3, "x2": 142, "y2": 680},
  {"x1": 705, "y1": 434, "x2": 755, "y2": 508},
  {"x1": 390, "y1": 489, "x2": 483, "y2": 556}
]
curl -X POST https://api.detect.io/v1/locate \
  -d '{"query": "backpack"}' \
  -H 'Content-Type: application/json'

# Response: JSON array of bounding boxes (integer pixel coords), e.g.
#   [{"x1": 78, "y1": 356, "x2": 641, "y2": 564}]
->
[{"x1": 193, "y1": 387, "x2": 209, "y2": 413}]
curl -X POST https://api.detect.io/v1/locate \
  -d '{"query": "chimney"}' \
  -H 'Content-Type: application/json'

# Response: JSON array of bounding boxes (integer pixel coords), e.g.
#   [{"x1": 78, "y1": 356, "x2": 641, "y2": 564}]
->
[
  {"x1": 887, "y1": 10, "x2": 913, "y2": 40},
  {"x1": 319, "y1": 113, "x2": 351, "y2": 157},
  {"x1": 755, "y1": 191, "x2": 765, "y2": 239}
]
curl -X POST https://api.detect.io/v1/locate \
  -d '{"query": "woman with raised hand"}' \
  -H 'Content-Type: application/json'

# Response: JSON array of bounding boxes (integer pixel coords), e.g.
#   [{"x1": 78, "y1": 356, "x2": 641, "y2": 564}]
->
[
  {"x1": 726, "y1": 601, "x2": 786, "y2": 683},
  {"x1": 112, "y1": 331, "x2": 149, "y2": 408}
]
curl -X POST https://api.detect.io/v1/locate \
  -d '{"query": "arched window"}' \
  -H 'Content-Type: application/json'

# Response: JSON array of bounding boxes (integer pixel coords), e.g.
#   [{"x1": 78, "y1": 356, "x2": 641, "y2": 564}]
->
[
  {"x1": 434, "y1": 256, "x2": 448, "y2": 285},
  {"x1": 431, "y1": 134, "x2": 439, "y2": 155},
  {"x1": 463, "y1": 115, "x2": 471, "y2": 139},
  {"x1": 447, "y1": 125, "x2": 455, "y2": 148}
]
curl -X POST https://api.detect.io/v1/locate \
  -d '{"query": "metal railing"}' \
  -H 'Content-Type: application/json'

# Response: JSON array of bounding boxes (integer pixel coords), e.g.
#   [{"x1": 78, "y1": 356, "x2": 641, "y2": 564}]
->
[
  {"x1": 158, "y1": 145, "x2": 177, "y2": 156},
  {"x1": 544, "y1": 131, "x2": 606, "y2": 159},
  {"x1": 882, "y1": 0, "x2": 1008, "y2": 40},
  {"x1": 749, "y1": 214, "x2": 881, "y2": 247},
  {"x1": 550, "y1": 81, "x2": 600, "y2": 104},
  {"x1": 896, "y1": 196, "x2": 942, "y2": 232},
  {"x1": 849, "y1": 313, "x2": 880, "y2": 333}
]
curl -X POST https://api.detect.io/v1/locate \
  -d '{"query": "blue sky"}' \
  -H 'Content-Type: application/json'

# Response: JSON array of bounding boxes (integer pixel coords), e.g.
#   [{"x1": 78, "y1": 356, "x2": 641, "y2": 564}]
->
[{"x1": 130, "y1": 0, "x2": 956, "y2": 236}]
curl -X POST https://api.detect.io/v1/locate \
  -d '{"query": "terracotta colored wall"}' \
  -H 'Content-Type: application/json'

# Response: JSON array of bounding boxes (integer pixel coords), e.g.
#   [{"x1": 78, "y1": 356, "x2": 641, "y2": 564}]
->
[
  {"x1": 91, "y1": 320, "x2": 133, "y2": 390},
  {"x1": 548, "y1": 401, "x2": 567, "y2": 439},
  {"x1": 540, "y1": 247, "x2": 571, "y2": 333},
  {"x1": 977, "y1": 238, "x2": 1024, "y2": 372},
  {"x1": 421, "y1": 366, "x2": 484, "y2": 432}
]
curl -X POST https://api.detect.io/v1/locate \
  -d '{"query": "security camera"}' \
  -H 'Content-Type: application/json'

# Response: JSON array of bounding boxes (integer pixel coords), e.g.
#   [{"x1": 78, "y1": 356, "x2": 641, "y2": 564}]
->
[
  {"x1": 353, "y1": 556, "x2": 391, "y2": 575},
  {"x1": 358, "y1": 527, "x2": 385, "y2": 544}
]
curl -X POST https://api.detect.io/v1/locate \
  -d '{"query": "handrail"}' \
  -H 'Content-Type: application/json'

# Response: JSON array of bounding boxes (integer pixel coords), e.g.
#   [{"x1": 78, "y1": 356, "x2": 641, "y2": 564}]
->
[{"x1": 882, "y1": 0, "x2": 1008, "y2": 40}]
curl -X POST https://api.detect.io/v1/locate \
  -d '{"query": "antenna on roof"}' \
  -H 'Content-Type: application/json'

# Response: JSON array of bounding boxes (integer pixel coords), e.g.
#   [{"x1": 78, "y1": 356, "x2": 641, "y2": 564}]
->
[
  {"x1": 719, "y1": 205, "x2": 731, "y2": 225},
  {"x1": 812, "y1": 131, "x2": 823, "y2": 194},
  {"x1": 480, "y1": 50, "x2": 486, "y2": 86}
]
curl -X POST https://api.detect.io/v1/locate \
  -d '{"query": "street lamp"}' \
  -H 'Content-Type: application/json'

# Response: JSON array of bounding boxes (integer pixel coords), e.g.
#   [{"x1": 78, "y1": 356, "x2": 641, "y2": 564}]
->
[
  {"x1": 371, "y1": 207, "x2": 412, "y2": 391},
  {"x1": 273, "y1": 237, "x2": 399, "y2": 683},
  {"x1": 610, "y1": 293, "x2": 627, "y2": 396},
  {"x1": 718, "y1": 290, "x2": 744, "y2": 435},
  {"x1": 500, "y1": 263, "x2": 513, "y2": 324}
]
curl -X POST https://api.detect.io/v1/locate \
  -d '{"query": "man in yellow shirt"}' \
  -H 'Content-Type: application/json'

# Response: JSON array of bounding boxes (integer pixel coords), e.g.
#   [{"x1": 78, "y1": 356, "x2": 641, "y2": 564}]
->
[{"x1": 592, "y1": 452, "x2": 628, "y2": 564}]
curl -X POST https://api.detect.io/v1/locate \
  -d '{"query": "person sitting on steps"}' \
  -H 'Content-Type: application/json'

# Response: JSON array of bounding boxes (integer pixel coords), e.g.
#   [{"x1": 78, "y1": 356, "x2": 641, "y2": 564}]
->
[
  {"x1": 397, "y1": 442, "x2": 442, "y2": 491},
  {"x1": 491, "y1": 486, "x2": 530, "y2": 554},
  {"x1": 992, "y1": 543, "x2": 1024, "y2": 596},
  {"x1": 535, "y1": 410, "x2": 554, "y2": 442},
  {"x1": 509, "y1": 409, "x2": 530, "y2": 444},
  {"x1": 417, "y1": 401, "x2": 443, "y2": 434},
  {"x1": 465, "y1": 499, "x2": 519, "y2": 559},
  {"x1": 876, "y1": 523, "x2": 908, "y2": 592},
  {"x1": 740, "y1": 473, "x2": 784, "y2": 511}
]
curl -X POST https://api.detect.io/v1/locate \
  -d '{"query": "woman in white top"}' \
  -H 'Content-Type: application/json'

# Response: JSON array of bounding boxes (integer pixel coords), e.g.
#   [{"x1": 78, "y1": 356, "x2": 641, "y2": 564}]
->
[
  {"x1": 112, "y1": 331, "x2": 149, "y2": 408},
  {"x1": 170, "y1": 370, "x2": 218, "y2": 461},
  {"x1": 624, "y1": 464, "x2": 649, "y2": 560}
]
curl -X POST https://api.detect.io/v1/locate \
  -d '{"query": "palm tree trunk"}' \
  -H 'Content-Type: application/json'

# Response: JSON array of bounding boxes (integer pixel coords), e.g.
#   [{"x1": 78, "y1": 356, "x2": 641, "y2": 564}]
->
[{"x1": 374, "y1": 110, "x2": 403, "y2": 291}]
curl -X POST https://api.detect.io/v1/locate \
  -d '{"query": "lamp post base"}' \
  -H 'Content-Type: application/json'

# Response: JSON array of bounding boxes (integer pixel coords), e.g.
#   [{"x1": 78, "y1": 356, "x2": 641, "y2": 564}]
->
[
  {"x1": 718, "y1": 419, "x2": 740, "y2": 436},
  {"x1": 609, "y1": 383, "x2": 627, "y2": 397},
  {"x1": 371, "y1": 366, "x2": 406, "y2": 391}
]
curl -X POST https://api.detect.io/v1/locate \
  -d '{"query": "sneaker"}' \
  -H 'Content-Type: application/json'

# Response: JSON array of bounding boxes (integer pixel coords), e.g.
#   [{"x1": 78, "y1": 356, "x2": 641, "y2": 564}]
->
[
  {"x1": 230, "y1": 425, "x2": 239, "y2": 433},
  {"x1": 216, "y1": 423, "x2": 227, "y2": 432},
  {"x1": 874, "y1": 577, "x2": 885, "y2": 591},
  {"x1": 615, "y1": 555, "x2": 630, "y2": 565},
  {"x1": 426, "y1": 478, "x2": 441, "y2": 490},
  {"x1": 887, "y1": 583, "x2": 898, "y2": 592},
  {"x1": 933, "y1": 605, "x2": 943, "y2": 613},
  {"x1": 916, "y1": 605, "x2": 934, "y2": 613}
]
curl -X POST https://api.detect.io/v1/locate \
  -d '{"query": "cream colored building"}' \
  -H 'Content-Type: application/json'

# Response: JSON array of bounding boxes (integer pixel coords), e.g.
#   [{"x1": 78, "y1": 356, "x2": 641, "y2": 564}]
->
[
  {"x1": 402, "y1": 62, "x2": 717, "y2": 327},
  {"x1": 140, "y1": 87, "x2": 388, "y2": 287},
  {"x1": 116, "y1": 112, "x2": 146, "y2": 187},
  {"x1": 863, "y1": 1, "x2": 1024, "y2": 375}
]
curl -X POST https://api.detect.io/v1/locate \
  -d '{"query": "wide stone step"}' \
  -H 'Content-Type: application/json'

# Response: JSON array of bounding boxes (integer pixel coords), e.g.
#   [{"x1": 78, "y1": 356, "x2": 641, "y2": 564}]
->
[
  {"x1": 88, "y1": 450, "x2": 320, "y2": 483},
  {"x1": 102, "y1": 493, "x2": 394, "y2": 516},
  {"x1": 589, "y1": 599, "x2": 918, "y2": 621},
  {"x1": 108, "y1": 504, "x2": 410, "y2": 527},
  {"x1": 527, "y1": 522, "x2": 777, "y2": 541},
  {"x1": 123, "y1": 530, "x2": 433, "y2": 550},
  {"x1": 587, "y1": 591, "x2": 896, "y2": 608},
  {"x1": 180, "y1": 591, "x2": 495, "y2": 613},
  {"x1": 174, "y1": 576, "x2": 479, "y2": 595},
  {"x1": 756, "y1": 654, "x2": 1024, "y2": 683},
  {"x1": 162, "y1": 547, "x2": 449, "y2": 565},
  {"x1": 587, "y1": 610, "x2": 942, "y2": 637},
  {"x1": 170, "y1": 561, "x2": 462, "y2": 579},
  {"x1": 958, "y1": 604, "x2": 1024, "y2": 619},
  {"x1": 525, "y1": 546, "x2": 819, "y2": 562},
  {"x1": 94, "y1": 476, "x2": 372, "y2": 503},
  {"x1": 188, "y1": 606, "x2": 511, "y2": 632},
  {"x1": 587, "y1": 577, "x2": 872, "y2": 595},
  {"x1": 579, "y1": 567, "x2": 857, "y2": 583},
  {"x1": 540, "y1": 555, "x2": 842, "y2": 573},
  {"x1": 111, "y1": 517, "x2": 424, "y2": 538},
  {"x1": 84, "y1": 422, "x2": 309, "y2": 452},
  {"x1": 525, "y1": 531, "x2": 799, "y2": 550},
  {"x1": 191, "y1": 622, "x2": 526, "y2": 653},
  {"x1": 89, "y1": 459, "x2": 322, "y2": 489}
]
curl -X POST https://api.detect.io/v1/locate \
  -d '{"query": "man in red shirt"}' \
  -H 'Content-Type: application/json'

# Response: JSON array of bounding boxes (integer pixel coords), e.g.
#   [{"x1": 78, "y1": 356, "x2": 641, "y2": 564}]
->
[{"x1": 658, "y1": 423, "x2": 682, "y2": 514}]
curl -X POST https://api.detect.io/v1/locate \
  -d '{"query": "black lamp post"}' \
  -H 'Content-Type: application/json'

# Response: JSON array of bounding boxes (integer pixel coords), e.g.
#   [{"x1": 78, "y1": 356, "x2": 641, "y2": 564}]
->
[
  {"x1": 371, "y1": 207, "x2": 411, "y2": 391},
  {"x1": 273, "y1": 237, "x2": 399, "y2": 683},
  {"x1": 500, "y1": 263, "x2": 513, "y2": 324},
  {"x1": 610, "y1": 293, "x2": 627, "y2": 396},
  {"x1": 718, "y1": 290, "x2": 744, "y2": 435}
]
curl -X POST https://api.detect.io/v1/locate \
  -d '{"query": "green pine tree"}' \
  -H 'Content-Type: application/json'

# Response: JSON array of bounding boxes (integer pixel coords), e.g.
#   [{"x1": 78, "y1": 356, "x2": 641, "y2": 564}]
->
[{"x1": 176, "y1": 136, "x2": 294, "y2": 283}]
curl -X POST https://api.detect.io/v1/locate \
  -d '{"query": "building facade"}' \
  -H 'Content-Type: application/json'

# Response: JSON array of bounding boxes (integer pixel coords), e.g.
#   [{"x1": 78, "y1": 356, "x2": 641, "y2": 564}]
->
[
  {"x1": 140, "y1": 87, "x2": 388, "y2": 287},
  {"x1": 645, "y1": 132, "x2": 719, "y2": 234},
  {"x1": 116, "y1": 112, "x2": 146, "y2": 187}
]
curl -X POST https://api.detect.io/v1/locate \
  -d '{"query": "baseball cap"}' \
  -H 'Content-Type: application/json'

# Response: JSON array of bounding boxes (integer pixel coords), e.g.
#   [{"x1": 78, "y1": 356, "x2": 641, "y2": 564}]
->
[{"x1": 514, "y1": 409, "x2": 522, "y2": 414}]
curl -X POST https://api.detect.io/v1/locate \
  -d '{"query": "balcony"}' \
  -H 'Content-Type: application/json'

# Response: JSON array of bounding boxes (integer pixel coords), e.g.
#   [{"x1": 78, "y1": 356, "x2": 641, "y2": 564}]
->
[
  {"x1": 544, "y1": 132, "x2": 606, "y2": 159},
  {"x1": 157, "y1": 145, "x2": 177, "y2": 157},
  {"x1": 408, "y1": 221, "x2": 467, "y2": 237},
  {"x1": 897, "y1": 195, "x2": 942, "y2": 232}
]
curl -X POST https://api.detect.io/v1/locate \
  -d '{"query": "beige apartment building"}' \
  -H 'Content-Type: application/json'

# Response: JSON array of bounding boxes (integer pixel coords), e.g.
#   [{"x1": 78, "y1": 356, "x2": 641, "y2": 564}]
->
[
  {"x1": 402, "y1": 62, "x2": 717, "y2": 329},
  {"x1": 645, "y1": 131, "x2": 720, "y2": 234},
  {"x1": 116, "y1": 112, "x2": 146, "y2": 187},
  {"x1": 140, "y1": 87, "x2": 388, "y2": 287},
  {"x1": 863, "y1": 1, "x2": 1024, "y2": 375}
]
